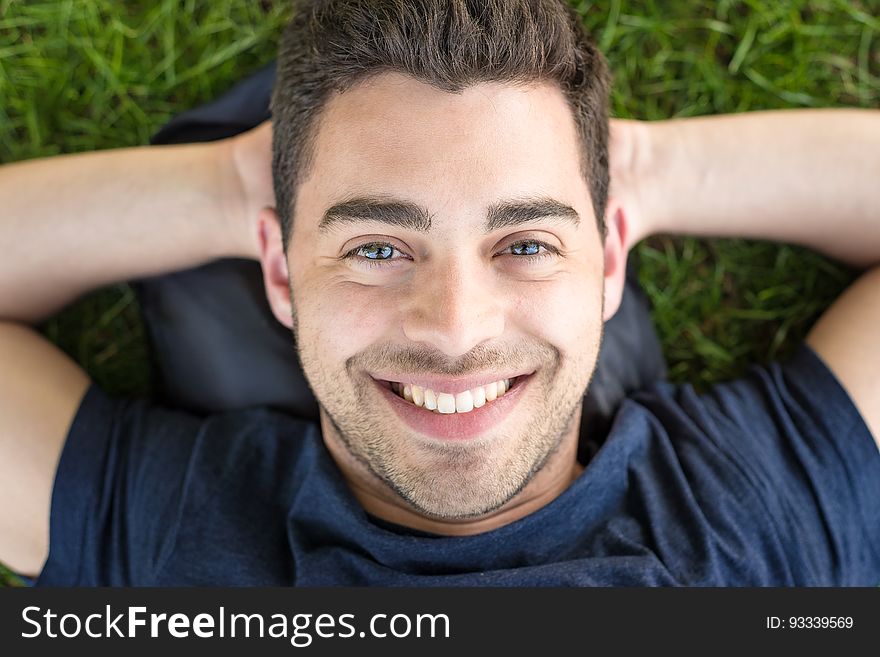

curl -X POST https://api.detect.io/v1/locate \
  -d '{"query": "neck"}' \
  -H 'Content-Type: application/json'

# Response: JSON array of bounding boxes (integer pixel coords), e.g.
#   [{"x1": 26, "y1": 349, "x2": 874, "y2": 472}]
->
[{"x1": 320, "y1": 409, "x2": 584, "y2": 537}]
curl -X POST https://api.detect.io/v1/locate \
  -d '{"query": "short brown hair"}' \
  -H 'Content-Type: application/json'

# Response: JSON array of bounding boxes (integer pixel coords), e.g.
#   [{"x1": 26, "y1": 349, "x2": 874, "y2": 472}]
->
[{"x1": 271, "y1": 0, "x2": 611, "y2": 249}]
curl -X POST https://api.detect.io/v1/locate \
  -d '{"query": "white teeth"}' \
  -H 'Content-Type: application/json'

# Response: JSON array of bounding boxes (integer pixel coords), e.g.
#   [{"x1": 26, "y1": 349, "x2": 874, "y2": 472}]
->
[
  {"x1": 454, "y1": 390, "x2": 474, "y2": 413},
  {"x1": 436, "y1": 392, "x2": 456, "y2": 414},
  {"x1": 424, "y1": 388, "x2": 438, "y2": 410},
  {"x1": 389, "y1": 377, "x2": 518, "y2": 414}
]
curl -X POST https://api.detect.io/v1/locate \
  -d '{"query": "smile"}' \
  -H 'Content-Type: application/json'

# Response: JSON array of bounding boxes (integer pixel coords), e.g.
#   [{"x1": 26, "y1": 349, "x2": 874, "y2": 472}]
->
[
  {"x1": 388, "y1": 377, "x2": 517, "y2": 414},
  {"x1": 371, "y1": 373, "x2": 534, "y2": 441}
]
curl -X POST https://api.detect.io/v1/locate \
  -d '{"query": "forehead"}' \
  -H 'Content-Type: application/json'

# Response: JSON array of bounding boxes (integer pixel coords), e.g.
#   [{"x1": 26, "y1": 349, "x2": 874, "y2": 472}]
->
[{"x1": 294, "y1": 71, "x2": 592, "y2": 233}]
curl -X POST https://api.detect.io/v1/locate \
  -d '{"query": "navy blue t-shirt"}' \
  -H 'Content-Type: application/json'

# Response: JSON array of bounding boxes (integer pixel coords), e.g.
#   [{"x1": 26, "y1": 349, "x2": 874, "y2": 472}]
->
[{"x1": 36, "y1": 345, "x2": 880, "y2": 586}]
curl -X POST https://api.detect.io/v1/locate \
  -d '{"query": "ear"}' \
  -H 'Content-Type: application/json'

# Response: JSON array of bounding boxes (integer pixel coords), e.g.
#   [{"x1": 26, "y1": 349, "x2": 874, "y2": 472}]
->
[
  {"x1": 602, "y1": 197, "x2": 630, "y2": 322},
  {"x1": 257, "y1": 207, "x2": 294, "y2": 329}
]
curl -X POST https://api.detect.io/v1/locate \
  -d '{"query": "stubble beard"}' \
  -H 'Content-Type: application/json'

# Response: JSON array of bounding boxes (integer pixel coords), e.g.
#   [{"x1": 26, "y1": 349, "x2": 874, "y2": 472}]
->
[
  {"x1": 298, "y1": 343, "x2": 600, "y2": 521},
  {"x1": 289, "y1": 288, "x2": 603, "y2": 520}
]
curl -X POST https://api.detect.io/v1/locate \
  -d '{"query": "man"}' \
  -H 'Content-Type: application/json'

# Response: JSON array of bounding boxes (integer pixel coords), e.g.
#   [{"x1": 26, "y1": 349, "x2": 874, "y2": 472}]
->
[{"x1": 0, "y1": 0, "x2": 877, "y2": 585}]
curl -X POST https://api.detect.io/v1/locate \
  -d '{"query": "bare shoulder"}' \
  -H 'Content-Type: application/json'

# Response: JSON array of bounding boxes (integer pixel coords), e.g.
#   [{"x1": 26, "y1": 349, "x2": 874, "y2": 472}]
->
[
  {"x1": 0, "y1": 322, "x2": 90, "y2": 577},
  {"x1": 806, "y1": 266, "x2": 880, "y2": 450}
]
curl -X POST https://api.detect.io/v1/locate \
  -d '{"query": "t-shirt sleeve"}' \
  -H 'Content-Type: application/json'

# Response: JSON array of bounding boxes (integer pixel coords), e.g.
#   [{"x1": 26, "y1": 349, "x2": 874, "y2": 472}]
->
[
  {"x1": 36, "y1": 385, "x2": 207, "y2": 586},
  {"x1": 643, "y1": 343, "x2": 880, "y2": 585}
]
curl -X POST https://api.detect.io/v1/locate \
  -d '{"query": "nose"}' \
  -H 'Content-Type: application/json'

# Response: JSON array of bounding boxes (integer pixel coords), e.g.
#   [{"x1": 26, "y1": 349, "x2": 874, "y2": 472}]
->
[{"x1": 401, "y1": 256, "x2": 506, "y2": 358}]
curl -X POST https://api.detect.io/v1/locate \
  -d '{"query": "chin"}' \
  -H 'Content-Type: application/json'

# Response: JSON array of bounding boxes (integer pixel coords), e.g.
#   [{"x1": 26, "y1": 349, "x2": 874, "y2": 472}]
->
[{"x1": 376, "y1": 424, "x2": 548, "y2": 520}]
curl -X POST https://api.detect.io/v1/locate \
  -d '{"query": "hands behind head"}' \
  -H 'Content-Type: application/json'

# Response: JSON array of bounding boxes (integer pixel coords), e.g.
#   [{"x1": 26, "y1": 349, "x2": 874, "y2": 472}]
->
[
  {"x1": 608, "y1": 118, "x2": 655, "y2": 251},
  {"x1": 228, "y1": 121, "x2": 275, "y2": 259}
]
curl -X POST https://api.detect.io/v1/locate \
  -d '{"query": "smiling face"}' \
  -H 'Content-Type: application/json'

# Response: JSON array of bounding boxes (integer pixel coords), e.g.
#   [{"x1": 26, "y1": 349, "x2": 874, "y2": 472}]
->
[{"x1": 261, "y1": 71, "x2": 627, "y2": 527}]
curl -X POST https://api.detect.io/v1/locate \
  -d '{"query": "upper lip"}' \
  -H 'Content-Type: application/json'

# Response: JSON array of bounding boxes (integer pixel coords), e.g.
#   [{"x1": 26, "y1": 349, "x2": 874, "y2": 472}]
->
[{"x1": 369, "y1": 370, "x2": 535, "y2": 395}]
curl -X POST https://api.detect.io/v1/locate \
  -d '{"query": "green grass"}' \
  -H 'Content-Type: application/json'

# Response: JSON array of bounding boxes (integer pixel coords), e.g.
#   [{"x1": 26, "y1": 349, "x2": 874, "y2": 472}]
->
[
  {"x1": 578, "y1": 0, "x2": 877, "y2": 383},
  {"x1": 0, "y1": 1, "x2": 877, "y2": 585}
]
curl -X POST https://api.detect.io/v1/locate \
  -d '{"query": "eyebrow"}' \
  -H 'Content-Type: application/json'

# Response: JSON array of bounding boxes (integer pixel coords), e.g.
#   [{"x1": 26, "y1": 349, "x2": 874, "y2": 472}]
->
[{"x1": 318, "y1": 195, "x2": 581, "y2": 234}]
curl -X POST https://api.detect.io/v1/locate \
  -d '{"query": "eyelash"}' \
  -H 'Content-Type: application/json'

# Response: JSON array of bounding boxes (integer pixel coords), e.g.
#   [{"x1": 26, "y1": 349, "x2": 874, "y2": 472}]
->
[{"x1": 341, "y1": 240, "x2": 561, "y2": 269}]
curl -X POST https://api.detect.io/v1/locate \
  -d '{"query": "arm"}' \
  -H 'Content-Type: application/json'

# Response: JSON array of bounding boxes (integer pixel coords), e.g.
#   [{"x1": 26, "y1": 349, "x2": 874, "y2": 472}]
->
[
  {"x1": 613, "y1": 109, "x2": 880, "y2": 445},
  {"x1": 0, "y1": 122, "x2": 270, "y2": 324},
  {"x1": 0, "y1": 122, "x2": 272, "y2": 575},
  {"x1": 0, "y1": 324, "x2": 89, "y2": 576}
]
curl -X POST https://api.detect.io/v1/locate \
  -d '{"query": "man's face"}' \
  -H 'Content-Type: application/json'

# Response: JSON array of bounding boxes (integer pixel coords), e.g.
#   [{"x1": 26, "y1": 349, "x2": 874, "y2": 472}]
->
[{"x1": 278, "y1": 72, "x2": 612, "y2": 520}]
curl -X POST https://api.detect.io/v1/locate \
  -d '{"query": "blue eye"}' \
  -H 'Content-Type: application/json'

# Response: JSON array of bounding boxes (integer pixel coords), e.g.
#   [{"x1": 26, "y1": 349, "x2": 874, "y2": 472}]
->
[
  {"x1": 342, "y1": 239, "x2": 559, "y2": 270},
  {"x1": 511, "y1": 242, "x2": 540, "y2": 256},
  {"x1": 357, "y1": 243, "x2": 395, "y2": 260},
  {"x1": 342, "y1": 242, "x2": 409, "y2": 269},
  {"x1": 504, "y1": 240, "x2": 559, "y2": 262}
]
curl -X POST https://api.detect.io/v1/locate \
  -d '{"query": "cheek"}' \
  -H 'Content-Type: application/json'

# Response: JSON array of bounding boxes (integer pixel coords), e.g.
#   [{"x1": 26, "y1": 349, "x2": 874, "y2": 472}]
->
[
  {"x1": 297, "y1": 280, "x2": 396, "y2": 364},
  {"x1": 295, "y1": 261, "x2": 603, "y2": 369},
  {"x1": 508, "y1": 275, "x2": 603, "y2": 351}
]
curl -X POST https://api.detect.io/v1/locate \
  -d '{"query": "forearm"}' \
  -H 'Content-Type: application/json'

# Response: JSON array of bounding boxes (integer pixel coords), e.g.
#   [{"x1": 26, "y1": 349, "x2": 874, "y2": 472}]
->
[
  {"x1": 631, "y1": 109, "x2": 880, "y2": 268},
  {"x1": 0, "y1": 140, "x2": 257, "y2": 324}
]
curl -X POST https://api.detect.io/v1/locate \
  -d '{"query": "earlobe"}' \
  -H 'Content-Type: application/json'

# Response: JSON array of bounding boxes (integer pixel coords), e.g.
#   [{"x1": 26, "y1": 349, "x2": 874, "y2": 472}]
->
[
  {"x1": 257, "y1": 207, "x2": 294, "y2": 329},
  {"x1": 602, "y1": 199, "x2": 629, "y2": 322}
]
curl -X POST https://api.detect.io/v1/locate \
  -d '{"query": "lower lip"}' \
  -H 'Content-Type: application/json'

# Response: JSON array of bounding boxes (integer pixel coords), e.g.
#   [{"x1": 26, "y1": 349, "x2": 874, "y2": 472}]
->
[{"x1": 371, "y1": 374, "x2": 534, "y2": 441}]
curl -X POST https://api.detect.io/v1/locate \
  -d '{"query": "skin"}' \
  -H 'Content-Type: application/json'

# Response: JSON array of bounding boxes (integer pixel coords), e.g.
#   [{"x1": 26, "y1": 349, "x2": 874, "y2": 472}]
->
[{"x1": 259, "y1": 72, "x2": 629, "y2": 536}]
